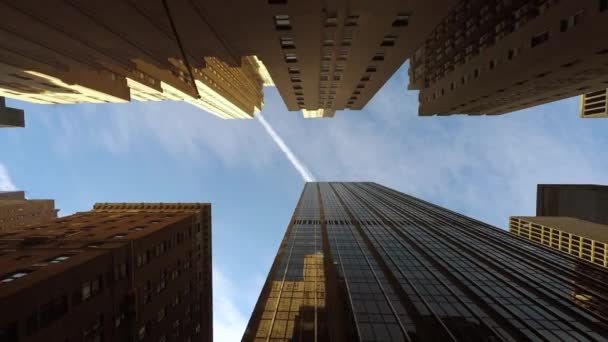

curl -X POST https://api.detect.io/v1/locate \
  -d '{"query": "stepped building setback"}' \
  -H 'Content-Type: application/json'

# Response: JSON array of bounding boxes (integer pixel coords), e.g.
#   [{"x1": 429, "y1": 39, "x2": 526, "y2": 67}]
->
[
  {"x1": 0, "y1": 1, "x2": 606, "y2": 120},
  {"x1": 244, "y1": 182, "x2": 608, "y2": 341}
]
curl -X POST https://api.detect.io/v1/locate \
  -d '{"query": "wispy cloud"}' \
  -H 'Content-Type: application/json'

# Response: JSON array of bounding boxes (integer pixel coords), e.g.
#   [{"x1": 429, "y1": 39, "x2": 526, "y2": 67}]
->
[
  {"x1": 0, "y1": 164, "x2": 17, "y2": 191},
  {"x1": 213, "y1": 268, "x2": 261, "y2": 342}
]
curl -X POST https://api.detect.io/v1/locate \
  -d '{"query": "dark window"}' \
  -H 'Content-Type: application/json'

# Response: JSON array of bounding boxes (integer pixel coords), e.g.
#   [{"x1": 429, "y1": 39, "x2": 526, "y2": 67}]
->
[
  {"x1": 366, "y1": 66, "x2": 377, "y2": 73},
  {"x1": 393, "y1": 14, "x2": 409, "y2": 26},
  {"x1": 280, "y1": 37, "x2": 295, "y2": 49},
  {"x1": 284, "y1": 53, "x2": 297, "y2": 63},
  {"x1": 268, "y1": 0, "x2": 287, "y2": 4},
  {"x1": 0, "y1": 322, "x2": 18, "y2": 342},
  {"x1": 372, "y1": 53, "x2": 385, "y2": 61},
  {"x1": 561, "y1": 59, "x2": 581, "y2": 68},
  {"x1": 531, "y1": 31, "x2": 549, "y2": 47},
  {"x1": 325, "y1": 15, "x2": 337, "y2": 27},
  {"x1": 323, "y1": 39, "x2": 334, "y2": 46},
  {"x1": 601, "y1": 0, "x2": 608, "y2": 12},
  {"x1": 290, "y1": 77, "x2": 302, "y2": 83},
  {"x1": 288, "y1": 67, "x2": 300, "y2": 74},
  {"x1": 9, "y1": 73, "x2": 32, "y2": 81},
  {"x1": 274, "y1": 15, "x2": 291, "y2": 30},
  {"x1": 560, "y1": 12, "x2": 583, "y2": 32},
  {"x1": 39, "y1": 296, "x2": 68, "y2": 329},
  {"x1": 1, "y1": 269, "x2": 32, "y2": 283},
  {"x1": 381, "y1": 35, "x2": 397, "y2": 47},
  {"x1": 346, "y1": 15, "x2": 359, "y2": 26}
]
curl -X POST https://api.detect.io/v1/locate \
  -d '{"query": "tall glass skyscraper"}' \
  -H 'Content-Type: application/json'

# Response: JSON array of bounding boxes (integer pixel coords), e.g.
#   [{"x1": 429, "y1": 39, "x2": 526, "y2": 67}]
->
[{"x1": 243, "y1": 182, "x2": 608, "y2": 341}]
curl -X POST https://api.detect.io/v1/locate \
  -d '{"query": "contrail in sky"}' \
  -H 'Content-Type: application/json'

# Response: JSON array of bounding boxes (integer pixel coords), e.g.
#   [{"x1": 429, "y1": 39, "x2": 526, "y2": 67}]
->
[{"x1": 257, "y1": 113, "x2": 316, "y2": 182}]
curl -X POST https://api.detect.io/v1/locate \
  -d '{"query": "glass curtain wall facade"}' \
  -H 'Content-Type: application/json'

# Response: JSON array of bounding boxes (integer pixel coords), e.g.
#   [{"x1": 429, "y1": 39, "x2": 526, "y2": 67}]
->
[{"x1": 243, "y1": 182, "x2": 608, "y2": 341}]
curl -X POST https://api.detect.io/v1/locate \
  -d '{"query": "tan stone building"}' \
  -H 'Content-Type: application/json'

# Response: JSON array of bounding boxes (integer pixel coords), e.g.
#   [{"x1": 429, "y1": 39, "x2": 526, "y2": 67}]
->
[
  {"x1": 0, "y1": 202, "x2": 212, "y2": 342},
  {"x1": 2, "y1": 1, "x2": 606, "y2": 119},
  {"x1": 410, "y1": 0, "x2": 608, "y2": 116},
  {"x1": 580, "y1": 89, "x2": 608, "y2": 118},
  {"x1": 510, "y1": 216, "x2": 608, "y2": 268},
  {"x1": 0, "y1": 191, "x2": 57, "y2": 231},
  {"x1": 0, "y1": 0, "x2": 454, "y2": 119}
]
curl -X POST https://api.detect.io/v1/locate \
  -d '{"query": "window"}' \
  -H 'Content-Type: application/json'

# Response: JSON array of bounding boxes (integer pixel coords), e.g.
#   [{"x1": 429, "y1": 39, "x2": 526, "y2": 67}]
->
[
  {"x1": 393, "y1": 13, "x2": 409, "y2": 27},
  {"x1": 1, "y1": 270, "x2": 31, "y2": 283},
  {"x1": 561, "y1": 59, "x2": 581, "y2": 68},
  {"x1": 531, "y1": 31, "x2": 549, "y2": 47},
  {"x1": 561, "y1": 12, "x2": 583, "y2": 32},
  {"x1": 9, "y1": 73, "x2": 33, "y2": 81},
  {"x1": 346, "y1": 15, "x2": 359, "y2": 26},
  {"x1": 601, "y1": 0, "x2": 608, "y2": 12},
  {"x1": 489, "y1": 59, "x2": 497, "y2": 70},
  {"x1": 288, "y1": 67, "x2": 300, "y2": 74},
  {"x1": 366, "y1": 66, "x2": 377, "y2": 73},
  {"x1": 333, "y1": 75, "x2": 341, "y2": 81},
  {"x1": 507, "y1": 48, "x2": 520, "y2": 60},
  {"x1": 372, "y1": 53, "x2": 385, "y2": 61},
  {"x1": 138, "y1": 325, "x2": 147, "y2": 340},
  {"x1": 325, "y1": 15, "x2": 337, "y2": 27},
  {"x1": 342, "y1": 38, "x2": 352, "y2": 46},
  {"x1": 323, "y1": 39, "x2": 334, "y2": 46},
  {"x1": 284, "y1": 53, "x2": 297, "y2": 63},
  {"x1": 268, "y1": 0, "x2": 287, "y2": 4},
  {"x1": 157, "y1": 306, "x2": 166, "y2": 322},
  {"x1": 280, "y1": 37, "x2": 295, "y2": 49},
  {"x1": 360, "y1": 76, "x2": 370, "y2": 82},
  {"x1": 290, "y1": 77, "x2": 302, "y2": 83},
  {"x1": 82, "y1": 281, "x2": 92, "y2": 301},
  {"x1": 274, "y1": 15, "x2": 292, "y2": 30},
  {"x1": 111, "y1": 234, "x2": 126, "y2": 239},
  {"x1": 381, "y1": 35, "x2": 397, "y2": 46}
]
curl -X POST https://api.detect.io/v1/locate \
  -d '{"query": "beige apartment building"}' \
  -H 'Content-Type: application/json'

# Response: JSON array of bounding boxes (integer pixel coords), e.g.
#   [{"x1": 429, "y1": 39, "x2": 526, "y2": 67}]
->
[
  {"x1": 0, "y1": 191, "x2": 57, "y2": 231},
  {"x1": 510, "y1": 216, "x2": 608, "y2": 268},
  {"x1": 410, "y1": 0, "x2": 608, "y2": 116},
  {"x1": 580, "y1": 88, "x2": 608, "y2": 118}
]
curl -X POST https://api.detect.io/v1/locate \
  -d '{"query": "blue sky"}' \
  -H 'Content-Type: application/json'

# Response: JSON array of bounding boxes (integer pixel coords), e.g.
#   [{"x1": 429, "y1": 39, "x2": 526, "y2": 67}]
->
[{"x1": 1, "y1": 63, "x2": 608, "y2": 341}]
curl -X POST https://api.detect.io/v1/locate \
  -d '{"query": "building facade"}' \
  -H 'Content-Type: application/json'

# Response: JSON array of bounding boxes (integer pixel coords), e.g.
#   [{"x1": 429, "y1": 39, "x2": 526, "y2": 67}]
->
[
  {"x1": 0, "y1": 0, "x2": 454, "y2": 119},
  {"x1": 409, "y1": 0, "x2": 608, "y2": 116},
  {"x1": 580, "y1": 89, "x2": 608, "y2": 118},
  {"x1": 0, "y1": 97, "x2": 24, "y2": 128},
  {"x1": 510, "y1": 216, "x2": 608, "y2": 268},
  {"x1": 537, "y1": 184, "x2": 608, "y2": 224},
  {"x1": 243, "y1": 182, "x2": 608, "y2": 341},
  {"x1": 0, "y1": 191, "x2": 57, "y2": 231},
  {"x1": 0, "y1": 202, "x2": 212, "y2": 342}
]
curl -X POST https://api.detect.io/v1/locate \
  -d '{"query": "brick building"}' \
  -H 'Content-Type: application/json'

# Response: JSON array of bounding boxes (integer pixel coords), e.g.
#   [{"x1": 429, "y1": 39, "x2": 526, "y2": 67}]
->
[
  {"x1": 0, "y1": 202, "x2": 212, "y2": 342},
  {"x1": 0, "y1": 191, "x2": 57, "y2": 231}
]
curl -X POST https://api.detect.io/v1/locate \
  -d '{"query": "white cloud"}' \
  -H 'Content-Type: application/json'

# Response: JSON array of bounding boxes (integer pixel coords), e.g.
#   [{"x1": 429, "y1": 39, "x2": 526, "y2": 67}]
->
[
  {"x1": 213, "y1": 268, "x2": 259, "y2": 342},
  {"x1": 0, "y1": 164, "x2": 17, "y2": 191}
]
